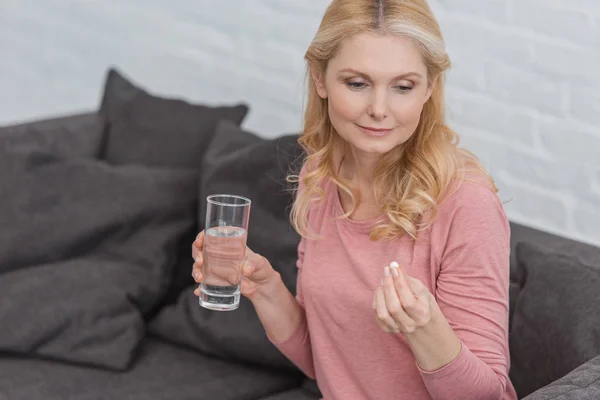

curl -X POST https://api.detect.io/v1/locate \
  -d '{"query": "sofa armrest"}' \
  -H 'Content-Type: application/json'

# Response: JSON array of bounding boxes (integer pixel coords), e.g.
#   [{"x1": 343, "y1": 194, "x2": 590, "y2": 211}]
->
[{"x1": 523, "y1": 355, "x2": 600, "y2": 399}]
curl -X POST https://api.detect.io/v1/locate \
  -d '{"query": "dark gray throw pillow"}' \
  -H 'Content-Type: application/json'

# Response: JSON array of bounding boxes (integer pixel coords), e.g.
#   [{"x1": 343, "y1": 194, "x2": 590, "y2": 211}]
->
[
  {"x1": 510, "y1": 241, "x2": 600, "y2": 398},
  {"x1": 0, "y1": 112, "x2": 105, "y2": 159},
  {"x1": 99, "y1": 68, "x2": 249, "y2": 168},
  {"x1": 160, "y1": 119, "x2": 263, "y2": 306},
  {"x1": 148, "y1": 120, "x2": 305, "y2": 371},
  {"x1": 0, "y1": 150, "x2": 197, "y2": 371},
  {"x1": 522, "y1": 355, "x2": 600, "y2": 399}
]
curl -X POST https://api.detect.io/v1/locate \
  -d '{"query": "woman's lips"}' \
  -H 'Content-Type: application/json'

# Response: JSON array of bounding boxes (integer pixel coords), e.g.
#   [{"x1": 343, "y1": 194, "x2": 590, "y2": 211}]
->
[{"x1": 357, "y1": 124, "x2": 393, "y2": 137}]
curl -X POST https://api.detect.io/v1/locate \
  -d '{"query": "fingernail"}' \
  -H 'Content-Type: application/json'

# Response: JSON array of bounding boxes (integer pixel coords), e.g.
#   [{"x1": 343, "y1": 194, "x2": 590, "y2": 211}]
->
[
  {"x1": 193, "y1": 271, "x2": 200, "y2": 280},
  {"x1": 391, "y1": 267, "x2": 399, "y2": 277},
  {"x1": 384, "y1": 266, "x2": 390, "y2": 277},
  {"x1": 195, "y1": 256, "x2": 202, "y2": 263}
]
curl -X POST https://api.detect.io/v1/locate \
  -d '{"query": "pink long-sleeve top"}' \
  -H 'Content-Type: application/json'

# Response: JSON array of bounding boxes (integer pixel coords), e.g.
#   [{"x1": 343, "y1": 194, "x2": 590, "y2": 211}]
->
[{"x1": 271, "y1": 171, "x2": 518, "y2": 400}]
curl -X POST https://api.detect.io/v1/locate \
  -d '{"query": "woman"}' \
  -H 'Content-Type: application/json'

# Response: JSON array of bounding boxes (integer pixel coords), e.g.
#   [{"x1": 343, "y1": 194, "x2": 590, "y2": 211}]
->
[{"x1": 192, "y1": 1, "x2": 517, "y2": 399}]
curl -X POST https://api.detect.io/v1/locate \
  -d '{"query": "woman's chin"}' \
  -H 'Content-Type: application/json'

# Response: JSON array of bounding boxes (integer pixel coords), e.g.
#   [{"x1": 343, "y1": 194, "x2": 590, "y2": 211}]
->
[{"x1": 349, "y1": 137, "x2": 399, "y2": 156}]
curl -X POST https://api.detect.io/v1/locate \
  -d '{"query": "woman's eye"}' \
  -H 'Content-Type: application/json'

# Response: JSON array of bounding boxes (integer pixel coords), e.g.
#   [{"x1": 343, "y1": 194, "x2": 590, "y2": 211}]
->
[
  {"x1": 346, "y1": 81, "x2": 366, "y2": 90},
  {"x1": 345, "y1": 81, "x2": 412, "y2": 93}
]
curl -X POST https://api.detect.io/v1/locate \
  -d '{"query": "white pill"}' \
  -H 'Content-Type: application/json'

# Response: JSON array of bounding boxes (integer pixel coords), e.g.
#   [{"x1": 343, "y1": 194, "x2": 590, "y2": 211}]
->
[{"x1": 390, "y1": 261, "x2": 399, "y2": 269}]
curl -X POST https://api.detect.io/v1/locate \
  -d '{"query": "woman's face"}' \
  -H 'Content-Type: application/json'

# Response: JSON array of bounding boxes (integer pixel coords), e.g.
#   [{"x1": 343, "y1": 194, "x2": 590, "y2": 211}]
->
[{"x1": 314, "y1": 33, "x2": 433, "y2": 158}]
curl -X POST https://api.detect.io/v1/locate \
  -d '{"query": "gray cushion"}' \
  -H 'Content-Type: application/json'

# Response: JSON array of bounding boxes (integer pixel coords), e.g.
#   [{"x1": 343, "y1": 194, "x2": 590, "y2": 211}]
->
[
  {"x1": 148, "y1": 121, "x2": 305, "y2": 371},
  {"x1": 0, "y1": 338, "x2": 300, "y2": 400},
  {"x1": 509, "y1": 241, "x2": 600, "y2": 398},
  {"x1": 523, "y1": 355, "x2": 600, "y2": 399},
  {"x1": 509, "y1": 222, "x2": 600, "y2": 279},
  {"x1": 160, "y1": 120, "x2": 263, "y2": 305},
  {"x1": 99, "y1": 68, "x2": 249, "y2": 168},
  {"x1": 0, "y1": 150, "x2": 196, "y2": 370},
  {"x1": 507, "y1": 222, "x2": 600, "y2": 331},
  {"x1": 0, "y1": 112, "x2": 105, "y2": 159}
]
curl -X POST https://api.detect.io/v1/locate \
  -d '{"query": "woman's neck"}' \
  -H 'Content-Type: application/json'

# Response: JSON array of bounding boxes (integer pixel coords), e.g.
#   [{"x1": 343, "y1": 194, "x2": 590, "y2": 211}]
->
[
  {"x1": 340, "y1": 148, "x2": 379, "y2": 187},
  {"x1": 337, "y1": 150, "x2": 382, "y2": 220}
]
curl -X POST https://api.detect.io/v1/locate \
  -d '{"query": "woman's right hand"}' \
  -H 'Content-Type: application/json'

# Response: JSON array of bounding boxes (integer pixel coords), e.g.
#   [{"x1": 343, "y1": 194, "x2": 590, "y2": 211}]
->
[{"x1": 191, "y1": 231, "x2": 278, "y2": 300}]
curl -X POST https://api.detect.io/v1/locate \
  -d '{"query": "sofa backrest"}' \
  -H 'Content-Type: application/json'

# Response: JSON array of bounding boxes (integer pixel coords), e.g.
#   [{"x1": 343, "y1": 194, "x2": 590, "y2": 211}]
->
[
  {"x1": 509, "y1": 222, "x2": 600, "y2": 275},
  {"x1": 508, "y1": 222, "x2": 600, "y2": 325}
]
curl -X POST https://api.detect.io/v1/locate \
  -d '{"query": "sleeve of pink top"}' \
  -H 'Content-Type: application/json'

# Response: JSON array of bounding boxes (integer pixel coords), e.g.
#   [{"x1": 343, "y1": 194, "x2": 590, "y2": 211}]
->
[
  {"x1": 419, "y1": 183, "x2": 514, "y2": 400},
  {"x1": 269, "y1": 237, "x2": 316, "y2": 379}
]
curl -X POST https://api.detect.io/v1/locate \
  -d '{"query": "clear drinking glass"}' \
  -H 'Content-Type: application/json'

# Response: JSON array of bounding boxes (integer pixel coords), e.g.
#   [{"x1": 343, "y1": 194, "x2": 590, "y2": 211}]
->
[{"x1": 199, "y1": 194, "x2": 251, "y2": 311}]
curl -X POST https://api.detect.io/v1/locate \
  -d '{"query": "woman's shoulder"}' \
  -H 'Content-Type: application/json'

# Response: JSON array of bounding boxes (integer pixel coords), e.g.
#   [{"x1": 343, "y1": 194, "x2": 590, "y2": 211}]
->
[
  {"x1": 422, "y1": 172, "x2": 510, "y2": 266},
  {"x1": 446, "y1": 173, "x2": 501, "y2": 207},
  {"x1": 433, "y1": 171, "x2": 508, "y2": 232}
]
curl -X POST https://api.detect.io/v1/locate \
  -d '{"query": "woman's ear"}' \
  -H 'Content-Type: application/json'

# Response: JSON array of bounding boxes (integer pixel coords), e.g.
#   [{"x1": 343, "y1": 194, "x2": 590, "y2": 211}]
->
[{"x1": 311, "y1": 67, "x2": 328, "y2": 99}]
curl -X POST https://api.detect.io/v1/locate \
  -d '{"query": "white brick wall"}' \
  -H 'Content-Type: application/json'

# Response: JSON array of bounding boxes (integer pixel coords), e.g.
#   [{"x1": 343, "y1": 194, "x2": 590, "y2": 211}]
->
[{"x1": 1, "y1": 0, "x2": 599, "y2": 245}]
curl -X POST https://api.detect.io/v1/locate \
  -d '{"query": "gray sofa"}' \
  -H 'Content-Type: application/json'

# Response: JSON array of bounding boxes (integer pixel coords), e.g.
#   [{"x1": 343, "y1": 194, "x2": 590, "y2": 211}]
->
[{"x1": 0, "y1": 68, "x2": 598, "y2": 399}]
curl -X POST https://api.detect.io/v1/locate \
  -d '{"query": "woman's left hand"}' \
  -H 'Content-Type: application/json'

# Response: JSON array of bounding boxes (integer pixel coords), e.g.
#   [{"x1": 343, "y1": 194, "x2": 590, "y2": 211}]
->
[{"x1": 373, "y1": 262, "x2": 435, "y2": 334}]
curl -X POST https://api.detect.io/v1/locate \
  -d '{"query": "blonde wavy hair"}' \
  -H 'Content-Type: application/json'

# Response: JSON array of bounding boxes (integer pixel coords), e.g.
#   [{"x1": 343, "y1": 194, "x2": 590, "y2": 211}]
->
[{"x1": 290, "y1": 0, "x2": 498, "y2": 241}]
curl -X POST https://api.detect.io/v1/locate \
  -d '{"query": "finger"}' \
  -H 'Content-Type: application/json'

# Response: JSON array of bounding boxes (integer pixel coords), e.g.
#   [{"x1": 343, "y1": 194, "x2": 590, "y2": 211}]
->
[
  {"x1": 390, "y1": 262, "x2": 423, "y2": 300},
  {"x1": 194, "y1": 231, "x2": 205, "y2": 249},
  {"x1": 244, "y1": 252, "x2": 272, "y2": 283},
  {"x1": 383, "y1": 267, "x2": 415, "y2": 331},
  {"x1": 193, "y1": 286, "x2": 200, "y2": 296},
  {"x1": 191, "y1": 252, "x2": 203, "y2": 278},
  {"x1": 375, "y1": 286, "x2": 399, "y2": 332},
  {"x1": 242, "y1": 260, "x2": 255, "y2": 277},
  {"x1": 406, "y1": 276, "x2": 424, "y2": 299},
  {"x1": 192, "y1": 232, "x2": 204, "y2": 261},
  {"x1": 375, "y1": 315, "x2": 399, "y2": 334},
  {"x1": 405, "y1": 276, "x2": 431, "y2": 324},
  {"x1": 191, "y1": 266, "x2": 203, "y2": 283},
  {"x1": 192, "y1": 248, "x2": 203, "y2": 264},
  {"x1": 392, "y1": 264, "x2": 418, "y2": 312}
]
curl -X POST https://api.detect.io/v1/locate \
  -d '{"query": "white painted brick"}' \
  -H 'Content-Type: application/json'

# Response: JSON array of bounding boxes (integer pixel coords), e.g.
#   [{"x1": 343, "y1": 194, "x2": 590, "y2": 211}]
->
[
  {"x1": 263, "y1": 0, "x2": 329, "y2": 16},
  {"x1": 533, "y1": 42, "x2": 600, "y2": 88},
  {"x1": 447, "y1": 94, "x2": 536, "y2": 148},
  {"x1": 512, "y1": 1, "x2": 599, "y2": 46},
  {"x1": 569, "y1": 89, "x2": 600, "y2": 127},
  {"x1": 496, "y1": 173, "x2": 571, "y2": 231},
  {"x1": 538, "y1": 120, "x2": 600, "y2": 164},
  {"x1": 441, "y1": 19, "x2": 533, "y2": 69},
  {"x1": 500, "y1": 148, "x2": 598, "y2": 205},
  {"x1": 573, "y1": 204, "x2": 600, "y2": 245},
  {"x1": 240, "y1": 38, "x2": 306, "y2": 78},
  {"x1": 240, "y1": 71, "x2": 300, "y2": 110},
  {"x1": 446, "y1": 53, "x2": 486, "y2": 92},
  {"x1": 484, "y1": 64, "x2": 566, "y2": 114},
  {"x1": 234, "y1": 1, "x2": 322, "y2": 48},
  {"x1": 458, "y1": 134, "x2": 509, "y2": 172},
  {"x1": 435, "y1": 0, "x2": 509, "y2": 23},
  {"x1": 594, "y1": 167, "x2": 600, "y2": 194},
  {"x1": 459, "y1": 135, "x2": 599, "y2": 211},
  {"x1": 530, "y1": 0, "x2": 600, "y2": 17}
]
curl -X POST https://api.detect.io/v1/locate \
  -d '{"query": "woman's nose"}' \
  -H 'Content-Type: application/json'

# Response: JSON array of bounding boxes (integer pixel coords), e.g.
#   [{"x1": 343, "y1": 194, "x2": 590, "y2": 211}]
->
[{"x1": 367, "y1": 88, "x2": 388, "y2": 120}]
